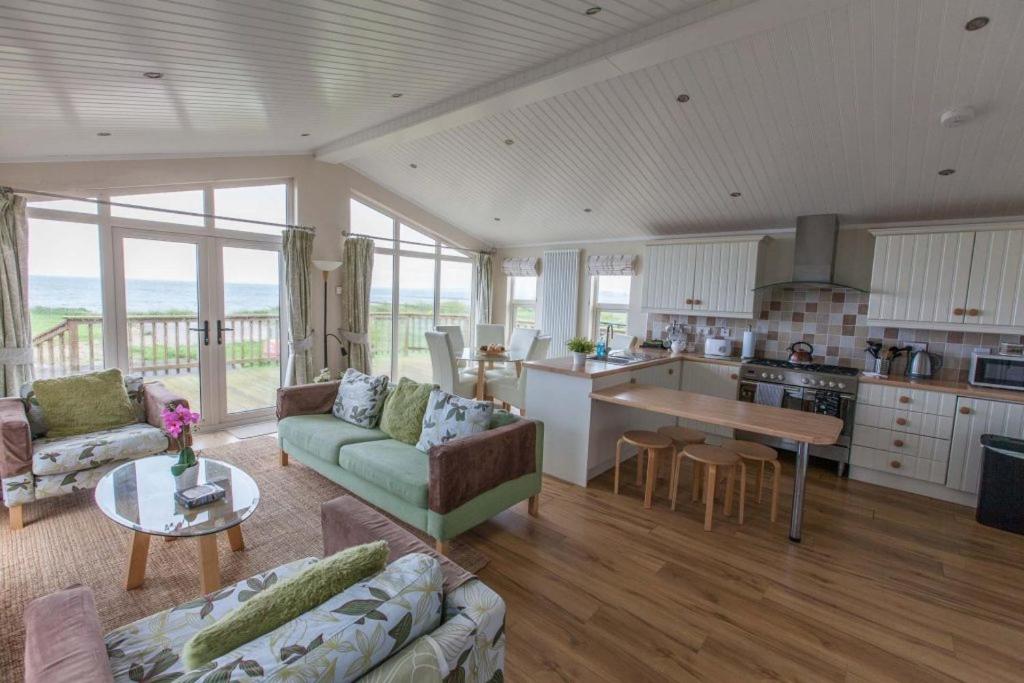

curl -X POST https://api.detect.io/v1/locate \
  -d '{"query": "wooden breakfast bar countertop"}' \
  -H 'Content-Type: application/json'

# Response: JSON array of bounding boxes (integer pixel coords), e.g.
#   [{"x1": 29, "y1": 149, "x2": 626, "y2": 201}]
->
[{"x1": 591, "y1": 382, "x2": 844, "y2": 542}]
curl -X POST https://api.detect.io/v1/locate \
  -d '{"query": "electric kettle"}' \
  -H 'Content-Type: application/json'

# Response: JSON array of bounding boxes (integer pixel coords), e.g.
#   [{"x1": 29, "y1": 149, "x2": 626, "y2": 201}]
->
[{"x1": 907, "y1": 349, "x2": 942, "y2": 379}]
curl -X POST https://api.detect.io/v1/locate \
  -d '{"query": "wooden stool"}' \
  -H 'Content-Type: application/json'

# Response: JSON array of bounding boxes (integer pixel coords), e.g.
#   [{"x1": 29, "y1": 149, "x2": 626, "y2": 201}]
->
[
  {"x1": 677, "y1": 444, "x2": 745, "y2": 531},
  {"x1": 659, "y1": 426, "x2": 706, "y2": 507},
  {"x1": 721, "y1": 439, "x2": 781, "y2": 522},
  {"x1": 614, "y1": 430, "x2": 673, "y2": 508}
]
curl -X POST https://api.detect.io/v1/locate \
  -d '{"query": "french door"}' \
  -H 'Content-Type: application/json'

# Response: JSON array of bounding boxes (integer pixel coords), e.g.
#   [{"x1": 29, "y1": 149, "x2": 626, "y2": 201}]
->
[{"x1": 111, "y1": 228, "x2": 283, "y2": 427}]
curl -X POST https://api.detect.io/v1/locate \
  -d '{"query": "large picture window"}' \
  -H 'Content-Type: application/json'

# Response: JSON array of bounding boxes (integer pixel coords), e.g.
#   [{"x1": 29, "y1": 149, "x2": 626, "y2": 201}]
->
[
  {"x1": 353, "y1": 197, "x2": 475, "y2": 382},
  {"x1": 508, "y1": 276, "x2": 538, "y2": 330}
]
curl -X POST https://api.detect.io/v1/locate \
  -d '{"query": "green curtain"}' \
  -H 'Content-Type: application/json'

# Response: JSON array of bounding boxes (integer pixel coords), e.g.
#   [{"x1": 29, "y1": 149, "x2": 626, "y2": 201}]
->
[
  {"x1": 475, "y1": 252, "x2": 493, "y2": 326},
  {"x1": 341, "y1": 237, "x2": 374, "y2": 374},
  {"x1": 283, "y1": 227, "x2": 314, "y2": 385},
  {"x1": 0, "y1": 188, "x2": 32, "y2": 396}
]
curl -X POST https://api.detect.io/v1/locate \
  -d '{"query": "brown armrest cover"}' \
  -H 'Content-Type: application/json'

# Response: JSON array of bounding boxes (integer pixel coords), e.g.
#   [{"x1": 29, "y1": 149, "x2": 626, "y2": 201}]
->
[
  {"x1": 0, "y1": 397, "x2": 32, "y2": 479},
  {"x1": 322, "y1": 495, "x2": 474, "y2": 593},
  {"x1": 276, "y1": 381, "x2": 340, "y2": 419},
  {"x1": 429, "y1": 419, "x2": 537, "y2": 515},
  {"x1": 142, "y1": 381, "x2": 189, "y2": 428},
  {"x1": 24, "y1": 585, "x2": 114, "y2": 683}
]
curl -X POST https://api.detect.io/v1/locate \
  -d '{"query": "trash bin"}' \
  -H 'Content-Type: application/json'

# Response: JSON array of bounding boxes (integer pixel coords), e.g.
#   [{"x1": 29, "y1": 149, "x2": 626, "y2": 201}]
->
[{"x1": 976, "y1": 434, "x2": 1024, "y2": 534}]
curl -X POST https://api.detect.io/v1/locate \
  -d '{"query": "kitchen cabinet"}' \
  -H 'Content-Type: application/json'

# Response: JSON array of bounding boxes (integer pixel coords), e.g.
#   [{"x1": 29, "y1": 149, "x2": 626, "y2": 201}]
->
[
  {"x1": 867, "y1": 225, "x2": 1024, "y2": 332},
  {"x1": 642, "y1": 237, "x2": 762, "y2": 317},
  {"x1": 948, "y1": 397, "x2": 1024, "y2": 494},
  {"x1": 677, "y1": 361, "x2": 739, "y2": 438}
]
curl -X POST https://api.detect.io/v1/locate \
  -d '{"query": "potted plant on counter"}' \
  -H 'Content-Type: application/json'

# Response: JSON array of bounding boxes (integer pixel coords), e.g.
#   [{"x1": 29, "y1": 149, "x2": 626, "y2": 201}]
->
[
  {"x1": 566, "y1": 337, "x2": 596, "y2": 367},
  {"x1": 162, "y1": 404, "x2": 202, "y2": 491}
]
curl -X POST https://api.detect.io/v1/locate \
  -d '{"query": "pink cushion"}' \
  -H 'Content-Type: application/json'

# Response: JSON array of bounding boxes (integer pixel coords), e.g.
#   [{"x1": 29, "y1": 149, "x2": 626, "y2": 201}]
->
[{"x1": 24, "y1": 585, "x2": 113, "y2": 683}]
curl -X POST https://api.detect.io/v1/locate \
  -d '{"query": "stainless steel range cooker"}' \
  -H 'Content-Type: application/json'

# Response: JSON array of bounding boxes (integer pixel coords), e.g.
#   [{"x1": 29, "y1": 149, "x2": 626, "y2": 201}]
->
[{"x1": 736, "y1": 358, "x2": 859, "y2": 476}]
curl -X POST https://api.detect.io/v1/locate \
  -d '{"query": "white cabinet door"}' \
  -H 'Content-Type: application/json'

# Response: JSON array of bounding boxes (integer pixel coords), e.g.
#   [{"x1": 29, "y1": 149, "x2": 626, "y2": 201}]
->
[
  {"x1": 948, "y1": 397, "x2": 1024, "y2": 494},
  {"x1": 691, "y1": 241, "x2": 759, "y2": 316},
  {"x1": 633, "y1": 360, "x2": 682, "y2": 390},
  {"x1": 867, "y1": 231, "x2": 973, "y2": 325},
  {"x1": 678, "y1": 362, "x2": 739, "y2": 438},
  {"x1": 641, "y1": 243, "x2": 696, "y2": 312},
  {"x1": 964, "y1": 229, "x2": 1024, "y2": 327}
]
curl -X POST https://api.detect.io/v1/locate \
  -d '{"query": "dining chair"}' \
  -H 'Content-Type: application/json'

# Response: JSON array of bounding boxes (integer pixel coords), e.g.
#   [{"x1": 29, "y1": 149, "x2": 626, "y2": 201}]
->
[
  {"x1": 425, "y1": 331, "x2": 476, "y2": 398},
  {"x1": 485, "y1": 337, "x2": 549, "y2": 416},
  {"x1": 608, "y1": 333, "x2": 638, "y2": 352},
  {"x1": 436, "y1": 325, "x2": 466, "y2": 356},
  {"x1": 477, "y1": 323, "x2": 505, "y2": 347},
  {"x1": 508, "y1": 327, "x2": 539, "y2": 357}
]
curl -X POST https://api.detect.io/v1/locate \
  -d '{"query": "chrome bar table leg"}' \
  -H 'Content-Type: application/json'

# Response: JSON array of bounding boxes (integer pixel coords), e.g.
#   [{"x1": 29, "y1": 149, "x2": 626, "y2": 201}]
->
[{"x1": 789, "y1": 441, "x2": 809, "y2": 542}]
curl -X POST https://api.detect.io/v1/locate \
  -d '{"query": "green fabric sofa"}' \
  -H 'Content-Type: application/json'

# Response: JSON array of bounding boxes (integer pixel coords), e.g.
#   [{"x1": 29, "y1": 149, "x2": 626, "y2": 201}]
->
[{"x1": 276, "y1": 381, "x2": 543, "y2": 551}]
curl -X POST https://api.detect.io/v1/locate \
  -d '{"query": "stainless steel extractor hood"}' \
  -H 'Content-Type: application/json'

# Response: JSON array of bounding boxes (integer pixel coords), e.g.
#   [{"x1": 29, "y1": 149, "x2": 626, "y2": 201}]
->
[{"x1": 755, "y1": 214, "x2": 867, "y2": 292}]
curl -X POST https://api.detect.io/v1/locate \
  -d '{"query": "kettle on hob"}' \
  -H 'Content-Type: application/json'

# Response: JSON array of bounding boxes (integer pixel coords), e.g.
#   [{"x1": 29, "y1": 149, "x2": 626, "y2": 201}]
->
[{"x1": 907, "y1": 349, "x2": 943, "y2": 379}]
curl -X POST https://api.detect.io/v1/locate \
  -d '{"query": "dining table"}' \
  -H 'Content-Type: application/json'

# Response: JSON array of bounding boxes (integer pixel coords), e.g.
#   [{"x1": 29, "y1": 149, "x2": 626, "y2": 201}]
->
[{"x1": 458, "y1": 348, "x2": 528, "y2": 400}]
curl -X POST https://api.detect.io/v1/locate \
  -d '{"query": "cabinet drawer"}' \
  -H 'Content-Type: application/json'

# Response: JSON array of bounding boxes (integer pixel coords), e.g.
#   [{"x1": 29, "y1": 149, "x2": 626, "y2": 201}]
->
[
  {"x1": 857, "y1": 384, "x2": 956, "y2": 416},
  {"x1": 852, "y1": 425, "x2": 950, "y2": 462},
  {"x1": 854, "y1": 404, "x2": 954, "y2": 438},
  {"x1": 850, "y1": 445, "x2": 948, "y2": 484}
]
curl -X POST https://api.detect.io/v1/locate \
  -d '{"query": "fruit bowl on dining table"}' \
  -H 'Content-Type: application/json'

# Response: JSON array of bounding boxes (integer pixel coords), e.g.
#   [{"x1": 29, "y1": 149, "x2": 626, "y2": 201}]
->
[{"x1": 479, "y1": 344, "x2": 508, "y2": 357}]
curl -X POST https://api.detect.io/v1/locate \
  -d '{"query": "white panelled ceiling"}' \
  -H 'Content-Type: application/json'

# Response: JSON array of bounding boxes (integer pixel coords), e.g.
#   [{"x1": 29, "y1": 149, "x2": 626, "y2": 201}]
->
[
  {"x1": 0, "y1": 0, "x2": 711, "y2": 158},
  {"x1": 3, "y1": 0, "x2": 1024, "y2": 247},
  {"x1": 346, "y1": 0, "x2": 1024, "y2": 245}
]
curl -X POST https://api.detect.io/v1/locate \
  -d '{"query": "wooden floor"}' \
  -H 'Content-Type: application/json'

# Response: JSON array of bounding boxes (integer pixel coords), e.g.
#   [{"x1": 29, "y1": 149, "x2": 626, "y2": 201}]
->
[{"x1": 466, "y1": 456, "x2": 1024, "y2": 682}]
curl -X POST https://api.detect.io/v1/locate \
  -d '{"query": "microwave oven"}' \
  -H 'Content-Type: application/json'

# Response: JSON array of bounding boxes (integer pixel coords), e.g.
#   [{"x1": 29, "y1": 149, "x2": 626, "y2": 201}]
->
[{"x1": 969, "y1": 352, "x2": 1024, "y2": 391}]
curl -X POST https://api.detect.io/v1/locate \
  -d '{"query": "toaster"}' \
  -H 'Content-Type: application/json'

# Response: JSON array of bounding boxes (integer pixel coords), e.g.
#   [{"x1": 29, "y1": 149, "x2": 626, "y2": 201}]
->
[{"x1": 704, "y1": 337, "x2": 731, "y2": 357}]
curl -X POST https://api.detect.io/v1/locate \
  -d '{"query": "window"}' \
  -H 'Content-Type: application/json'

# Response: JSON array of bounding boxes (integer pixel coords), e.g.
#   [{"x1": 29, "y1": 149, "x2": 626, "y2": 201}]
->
[
  {"x1": 214, "y1": 183, "x2": 288, "y2": 235},
  {"x1": 353, "y1": 197, "x2": 475, "y2": 382},
  {"x1": 591, "y1": 275, "x2": 631, "y2": 342},
  {"x1": 508, "y1": 276, "x2": 538, "y2": 330},
  {"x1": 111, "y1": 189, "x2": 205, "y2": 226}
]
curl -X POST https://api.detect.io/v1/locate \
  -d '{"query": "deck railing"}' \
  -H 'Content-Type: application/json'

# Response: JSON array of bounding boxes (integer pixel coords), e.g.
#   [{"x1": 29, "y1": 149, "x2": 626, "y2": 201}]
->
[
  {"x1": 369, "y1": 313, "x2": 471, "y2": 353},
  {"x1": 31, "y1": 314, "x2": 279, "y2": 379}
]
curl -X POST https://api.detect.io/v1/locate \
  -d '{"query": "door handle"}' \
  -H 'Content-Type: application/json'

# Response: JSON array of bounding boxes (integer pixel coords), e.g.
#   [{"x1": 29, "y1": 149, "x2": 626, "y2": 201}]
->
[
  {"x1": 189, "y1": 320, "x2": 209, "y2": 346},
  {"x1": 217, "y1": 320, "x2": 234, "y2": 345}
]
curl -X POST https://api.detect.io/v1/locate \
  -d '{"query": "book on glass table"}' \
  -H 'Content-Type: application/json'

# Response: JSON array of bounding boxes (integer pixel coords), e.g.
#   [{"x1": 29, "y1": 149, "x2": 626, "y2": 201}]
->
[{"x1": 174, "y1": 482, "x2": 226, "y2": 508}]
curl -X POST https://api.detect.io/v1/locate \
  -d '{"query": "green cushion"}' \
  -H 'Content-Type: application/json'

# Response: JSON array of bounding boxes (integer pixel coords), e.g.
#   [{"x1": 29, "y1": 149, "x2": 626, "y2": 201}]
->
[
  {"x1": 338, "y1": 440, "x2": 429, "y2": 507},
  {"x1": 181, "y1": 541, "x2": 389, "y2": 670},
  {"x1": 31, "y1": 368, "x2": 137, "y2": 438},
  {"x1": 277, "y1": 414, "x2": 387, "y2": 464},
  {"x1": 361, "y1": 634, "x2": 444, "y2": 682},
  {"x1": 489, "y1": 410, "x2": 519, "y2": 429},
  {"x1": 380, "y1": 378, "x2": 436, "y2": 445}
]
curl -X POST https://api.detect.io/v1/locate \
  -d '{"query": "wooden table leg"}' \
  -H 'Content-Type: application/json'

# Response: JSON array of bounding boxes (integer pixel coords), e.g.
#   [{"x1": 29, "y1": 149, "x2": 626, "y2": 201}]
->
[
  {"x1": 737, "y1": 462, "x2": 747, "y2": 525},
  {"x1": 226, "y1": 524, "x2": 244, "y2": 551},
  {"x1": 724, "y1": 464, "x2": 735, "y2": 516},
  {"x1": 614, "y1": 438, "x2": 623, "y2": 494},
  {"x1": 703, "y1": 465, "x2": 717, "y2": 531},
  {"x1": 643, "y1": 448, "x2": 658, "y2": 509},
  {"x1": 125, "y1": 531, "x2": 151, "y2": 590},
  {"x1": 476, "y1": 362, "x2": 485, "y2": 400},
  {"x1": 198, "y1": 534, "x2": 220, "y2": 594}
]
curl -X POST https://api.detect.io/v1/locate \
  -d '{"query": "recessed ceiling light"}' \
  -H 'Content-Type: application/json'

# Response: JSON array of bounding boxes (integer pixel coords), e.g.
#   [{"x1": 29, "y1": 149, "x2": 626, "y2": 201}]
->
[
  {"x1": 585, "y1": 6, "x2": 601, "y2": 15},
  {"x1": 583, "y1": 208, "x2": 592, "y2": 212},
  {"x1": 938, "y1": 168, "x2": 956, "y2": 176},
  {"x1": 142, "y1": 71, "x2": 163, "y2": 79},
  {"x1": 504, "y1": 138, "x2": 514, "y2": 146},
  {"x1": 965, "y1": 16, "x2": 989, "y2": 31},
  {"x1": 729, "y1": 191, "x2": 742, "y2": 197},
  {"x1": 300, "y1": 132, "x2": 311, "y2": 137},
  {"x1": 391, "y1": 92, "x2": 403, "y2": 98},
  {"x1": 96, "y1": 132, "x2": 111, "y2": 137},
  {"x1": 494, "y1": 217, "x2": 501, "y2": 221},
  {"x1": 676, "y1": 93, "x2": 691, "y2": 103},
  {"x1": 409, "y1": 163, "x2": 418, "y2": 168}
]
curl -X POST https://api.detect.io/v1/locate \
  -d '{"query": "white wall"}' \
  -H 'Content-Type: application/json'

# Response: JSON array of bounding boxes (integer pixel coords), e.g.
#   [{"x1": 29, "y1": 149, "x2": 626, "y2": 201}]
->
[
  {"x1": 492, "y1": 228, "x2": 876, "y2": 341},
  {"x1": 0, "y1": 154, "x2": 488, "y2": 374}
]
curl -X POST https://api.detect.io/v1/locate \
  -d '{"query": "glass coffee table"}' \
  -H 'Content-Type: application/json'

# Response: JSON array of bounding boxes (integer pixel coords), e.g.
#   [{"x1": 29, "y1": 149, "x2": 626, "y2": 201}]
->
[{"x1": 95, "y1": 455, "x2": 260, "y2": 593}]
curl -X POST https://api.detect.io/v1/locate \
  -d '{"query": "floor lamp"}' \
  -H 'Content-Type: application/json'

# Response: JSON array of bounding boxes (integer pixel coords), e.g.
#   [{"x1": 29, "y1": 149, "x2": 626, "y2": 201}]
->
[{"x1": 313, "y1": 260, "x2": 344, "y2": 370}]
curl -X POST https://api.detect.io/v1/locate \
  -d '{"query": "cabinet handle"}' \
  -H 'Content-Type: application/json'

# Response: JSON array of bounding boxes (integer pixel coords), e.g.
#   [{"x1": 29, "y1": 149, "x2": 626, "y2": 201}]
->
[
  {"x1": 890, "y1": 460, "x2": 902, "y2": 469},
  {"x1": 694, "y1": 299, "x2": 702, "y2": 306},
  {"x1": 685, "y1": 298, "x2": 694, "y2": 305},
  {"x1": 730, "y1": 373, "x2": 738, "y2": 380},
  {"x1": 959, "y1": 406, "x2": 971, "y2": 415},
  {"x1": 953, "y1": 307, "x2": 965, "y2": 316},
  {"x1": 967, "y1": 308, "x2": 980, "y2": 316},
  {"x1": 630, "y1": 378, "x2": 637, "y2": 384},
  {"x1": 668, "y1": 368, "x2": 674, "y2": 375},
  {"x1": 893, "y1": 439, "x2": 904, "y2": 448},
  {"x1": 895, "y1": 418, "x2": 907, "y2": 426},
  {"x1": 898, "y1": 396, "x2": 910, "y2": 404}
]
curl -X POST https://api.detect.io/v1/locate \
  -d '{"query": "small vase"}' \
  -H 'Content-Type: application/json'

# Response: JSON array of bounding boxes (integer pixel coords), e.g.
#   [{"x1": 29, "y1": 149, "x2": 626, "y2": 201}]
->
[
  {"x1": 572, "y1": 351, "x2": 587, "y2": 367},
  {"x1": 174, "y1": 464, "x2": 199, "y2": 492},
  {"x1": 671, "y1": 340, "x2": 684, "y2": 354}
]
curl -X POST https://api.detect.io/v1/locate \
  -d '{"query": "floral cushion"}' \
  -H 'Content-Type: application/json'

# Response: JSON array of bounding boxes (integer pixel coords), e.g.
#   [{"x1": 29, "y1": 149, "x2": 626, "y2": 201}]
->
[
  {"x1": 105, "y1": 553, "x2": 443, "y2": 683},
  {"x1": 19, "y1": 374, "x2": 145, "y2": 439},
  {"x1": 360, "y1": 634, "x2": 446, "y2": 681},
  {"x1": 415, "y1": 389, "x2": 494, "y2": 453},
  {"x1": 333, "y1": 368, "x2": 390, "y2": 428},
  {"x1": 2, "y1": 472, "x2": 35, "y2": 507},
  {"x1": 32, "y1": 422, "x2": 168, "y2": 476},
  {"x1": 439, "y1": 579, "x2": 506, "y2": 683}
]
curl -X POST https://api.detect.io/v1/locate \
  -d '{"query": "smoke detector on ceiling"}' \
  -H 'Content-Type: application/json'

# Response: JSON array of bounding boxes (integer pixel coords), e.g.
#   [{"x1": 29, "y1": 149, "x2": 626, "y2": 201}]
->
[{"x1": 940, "y1": 106, "x2": 975, "y2": 128}]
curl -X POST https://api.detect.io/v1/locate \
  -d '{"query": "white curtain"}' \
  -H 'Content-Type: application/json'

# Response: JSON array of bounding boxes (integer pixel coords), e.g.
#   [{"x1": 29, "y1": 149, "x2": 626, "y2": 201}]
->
[
  {"x1": 0, "y1": 188, "x2": 32, "y2": 396},
  {"x1": 474, "y1": 252, "x2": 493, "y2": 325},
  {"x1": 501, "y1": 257, "x2": 538, "y2": 277},
  {"x1": 587, "y1": 254, "x2": 636, "y2": 276},
  {"x1": 540, "y1": 249, "x2": 580, "y2": 358}
]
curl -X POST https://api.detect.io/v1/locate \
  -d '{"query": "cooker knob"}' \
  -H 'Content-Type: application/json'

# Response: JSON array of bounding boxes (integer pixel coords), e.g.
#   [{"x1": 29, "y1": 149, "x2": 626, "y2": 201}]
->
[
  {"x1": 837, "y1": 382, "x2": 845, "y2": 389},
  {"x1": 761, "y1": 372, "x2": 768, "y2": 378},
  {"x1": 818, "y1": 380, "x2": 826, "y2": 386},
  {"x1": 828, "y1": 381, "x2": 836, "y2": 388},
  {"x1": 801, "y1": 378, "x2": 809, "y2": 384}
]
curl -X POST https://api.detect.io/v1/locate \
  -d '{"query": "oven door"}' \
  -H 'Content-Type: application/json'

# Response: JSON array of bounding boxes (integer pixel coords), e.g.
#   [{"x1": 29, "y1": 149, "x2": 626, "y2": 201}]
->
[{"x1": 802, "y1": 388, "x2": 855, "y2": 463}]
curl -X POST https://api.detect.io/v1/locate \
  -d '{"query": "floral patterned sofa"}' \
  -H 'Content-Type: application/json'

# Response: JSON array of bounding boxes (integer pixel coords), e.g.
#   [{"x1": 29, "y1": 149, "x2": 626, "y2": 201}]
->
[
  {"x1": 1, "y1": 376, "x2": 185, "y2": 529},
  {"x1": 24, "y1": 496, "x2": 506, "y2": 683}
]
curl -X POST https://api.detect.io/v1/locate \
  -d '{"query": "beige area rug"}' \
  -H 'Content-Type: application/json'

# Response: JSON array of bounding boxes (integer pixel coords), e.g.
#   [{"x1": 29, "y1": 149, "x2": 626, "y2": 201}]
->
[{"x1": 0, "y1": 435, "x2": 487, "y2": 682}]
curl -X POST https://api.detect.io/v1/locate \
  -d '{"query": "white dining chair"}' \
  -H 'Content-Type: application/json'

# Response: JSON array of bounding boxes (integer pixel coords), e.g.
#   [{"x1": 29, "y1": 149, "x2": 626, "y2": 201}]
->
[
  {"x1": 486, "y1": 336, "x2": 550, "y2": 416},
  {"x1": 485, "y1": 334, "x2": 550, "y2": 381},
  {"x1": 477, "y1": 323, "x2": 505, "y2": 347},
  {"x1": 608, "y1": 333, "x2": 638, "y2": 352},
  {"x1": 436, "y1": 325, "x2": 465, "y2": 356},
  {"x1": 425, "y1": 331, "x2": 476, "y2": 398},
  {"x1": 508, "y1": 327, "x2": 539, "y2": 357}
]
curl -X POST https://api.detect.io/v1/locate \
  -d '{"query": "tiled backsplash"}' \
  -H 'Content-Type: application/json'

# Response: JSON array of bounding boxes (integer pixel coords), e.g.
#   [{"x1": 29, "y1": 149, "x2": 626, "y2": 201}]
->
[{"x1": 647, "y1": 288, "x2": 1024, "y2": 382}]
